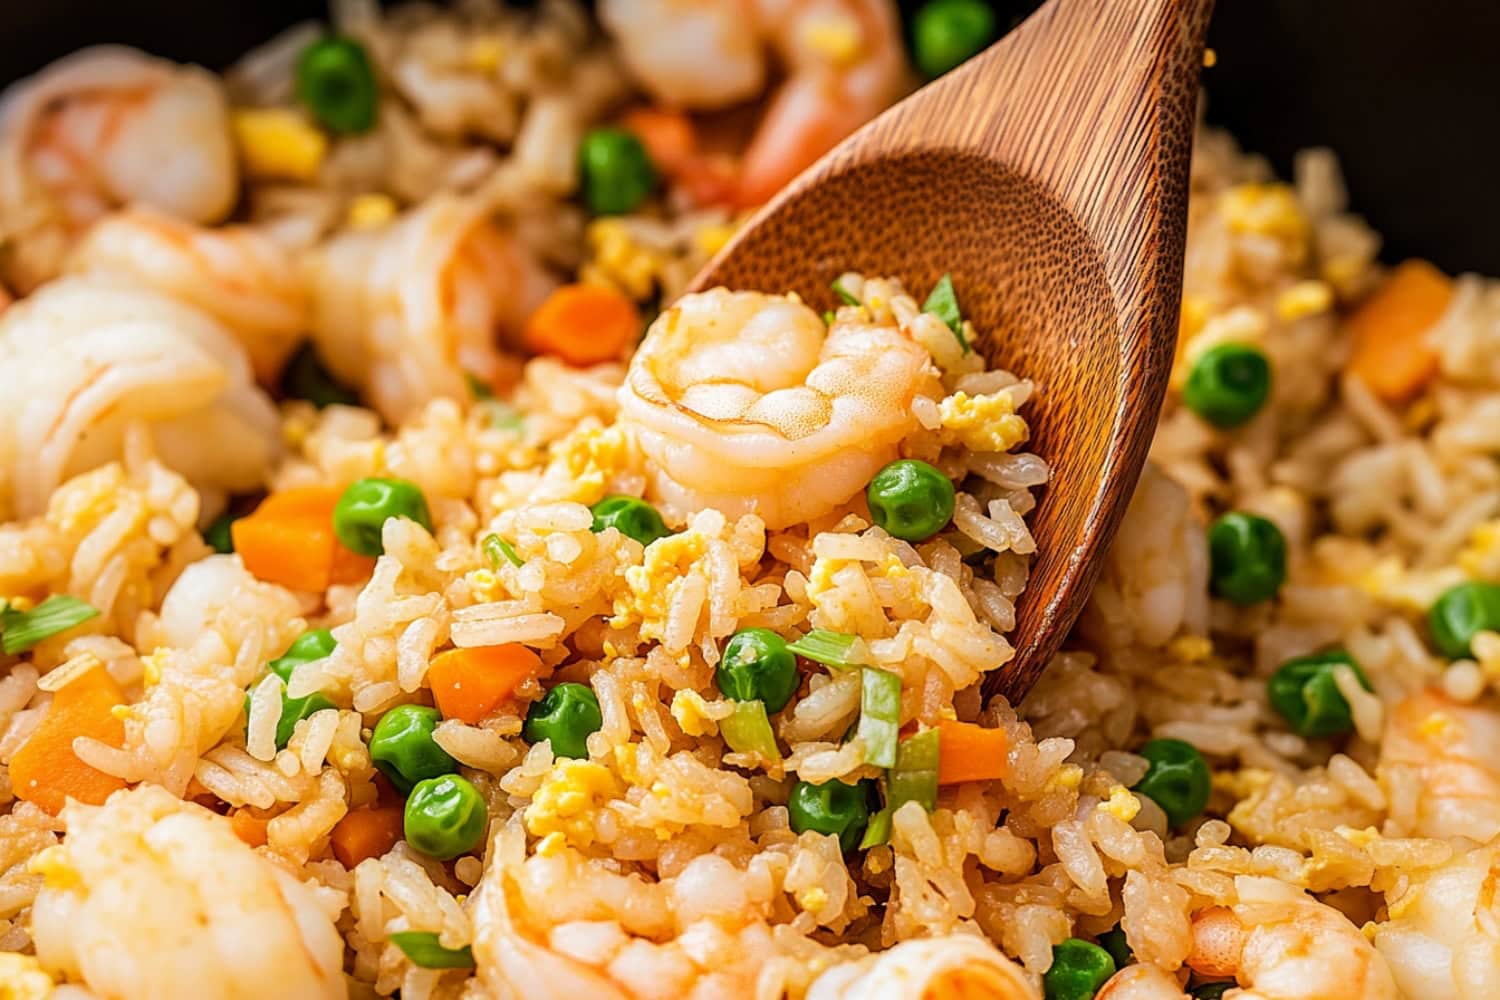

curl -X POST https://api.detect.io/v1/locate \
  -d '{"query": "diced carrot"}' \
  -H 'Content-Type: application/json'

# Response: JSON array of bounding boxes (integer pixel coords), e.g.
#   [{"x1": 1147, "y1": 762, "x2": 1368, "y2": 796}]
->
[
  {"x1": 229, "y1": 808, "x2": 270, "y2": 848},
  {"x1": 232, "y1": 486, "x2": 374, "y2": 591},
  {"x1": 936, "y1": 719, "x2": 1009, "y2": 786},
  {"x1": 1346, "y1": 259, "x2": 1454, "y2": 403},
  {"x1": 621, "y1": 106, "x2": 737, "y2": 207},
  {"x1": 623, "y1": 107, "x2": 698, "y2": 175},
  {"x1": 428, "y1": 643, "x2": 543, "y2": 725},
  {"x1": 331, "y1": 804, "x2": 404, "y2": 868},
  {"x1": 10, "y1": 664, "x2": 127, "y2": 814},
  {"x1": 524, "y1": 283, "x2": 641, "y2": 367}
]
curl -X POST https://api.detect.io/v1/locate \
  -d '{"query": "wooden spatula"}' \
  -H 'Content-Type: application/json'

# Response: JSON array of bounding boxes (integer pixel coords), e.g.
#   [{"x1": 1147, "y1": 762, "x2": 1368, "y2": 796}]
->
[{"x1": 690, "y1": 0, "x2": 1215, "y2": 701}]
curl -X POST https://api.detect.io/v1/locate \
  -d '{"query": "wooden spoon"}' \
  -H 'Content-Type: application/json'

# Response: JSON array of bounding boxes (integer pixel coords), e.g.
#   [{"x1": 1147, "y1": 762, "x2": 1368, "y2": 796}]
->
[{"x1": 690, "y1": 0, "x2": 1215, "y2": 701}]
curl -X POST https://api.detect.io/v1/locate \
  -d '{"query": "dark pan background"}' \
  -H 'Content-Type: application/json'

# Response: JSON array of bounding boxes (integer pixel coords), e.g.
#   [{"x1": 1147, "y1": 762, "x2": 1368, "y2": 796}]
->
[{"x1": 2, "y1": 0, "x2": 1496, "y2": 274}]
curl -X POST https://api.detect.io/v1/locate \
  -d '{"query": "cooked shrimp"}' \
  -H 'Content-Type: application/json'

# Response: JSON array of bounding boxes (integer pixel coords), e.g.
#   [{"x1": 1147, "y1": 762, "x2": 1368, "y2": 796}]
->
[
  {"x1": 805, "y1": 935, "x2": 1038, "y2": 999},
  {"x1": 1379, "y1": 689, "x2": 1500, "y2": 842},
  {"x1": 68, "y1": 207, "x2": 306, "y2": 382},
  {"x1": 599, "y1": 0, "x2": 908, "y2": 206},
  {"x1": 1372, "y1": 843, "x2": 1500, "y2": 1000},
  {"x1": 0, "y1": 46, "x2": 237, "y2": 292},
  {"x1": 617, "y1": 288, "x2": 937, "y2": 529},
  {"x1": 305, "y1": 194, "x2": 556, "y2": 423},
  {"x1": 1185, "y1": 878, "x2": 1400, "y2": 1000},
  {"x1": 1094, "y1": 965, "x2": 1188, "y2": 1000},
  {"x1": 0, "y1": 275, "x2": 279, "y2": 517},
  {"x1": 31, "y1": 785, "x2": 345, "y2": 1000}
]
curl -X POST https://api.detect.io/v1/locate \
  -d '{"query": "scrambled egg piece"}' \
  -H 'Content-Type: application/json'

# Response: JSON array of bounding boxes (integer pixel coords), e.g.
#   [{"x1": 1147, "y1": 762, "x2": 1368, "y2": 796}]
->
[
  {"x1": 618, "y1": 529, "x2": 708, "y2": 638},
  {"x1": 0, "y1": 953, "x2": 53, "y2": 1000},
  {"x1": 1221, "y1": 182, "x2": 1310, "y2": 263},
  {"x1": 583, "y1": 219, "x2": 663, "y2": 300},
  {"x1": 231, "y1": 109, "x2": 328, "y2": 182},
  {"x1": 801, "y1": 13, "x2": 864, "y2": 67},
  {"x1": 525, "y1": 759, "x2": 620, "y2": 852},
  {"x1": 466, "y1": 37, "x2": 505, "y2": 73},
  {"x1": 1167, "y1": 634, "x2": 1214, "y2": 664},
  {"x1": 670, "y1": 689, "x2": 727, "y2": 737},
  {"x1": 1355, "y1": 556, "x2": 1465, "y2": 612},
  {"x1": 544, "y1": 424, "x2": 636, "y2": 505},
  {"x1": 692, "y1": 222, "x2": 738, "y2": 257},
  {"x1": 26, "y1": 844, "x2": 78, "y2": 890},
  {"x1": 939, "y1": 392, "x2": 1029, "y2": 454},
  {"x1": 1275, "y1": 280, "x2": 1334, "y2": 322},
  {"x1": 1416, "y1": 711, "x2": 1455, "y2": 742},
  {"x1": 1044, "y1": 764, "x2": 1084, "y2": 794},
  {"x1": 1458, "y1": 520, "x2": 1500, "y2": 580},
  {"x1": 1213, "y1": 766, "x2": 1272, "y2": 802},
  {"x1": 347, "y1": 193, "x2": 398, "y2": 229},
  {"x1": 1097, "y1": 785, "x2": 1141, "y2": 823}
]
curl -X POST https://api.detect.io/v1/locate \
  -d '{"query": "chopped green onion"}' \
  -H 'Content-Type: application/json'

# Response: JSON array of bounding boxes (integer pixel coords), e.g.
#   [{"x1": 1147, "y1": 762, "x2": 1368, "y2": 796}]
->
[
  {"x1": 921, "y1": 273, "x2": 970, "y2": 354},
  {"x1": 719, "y1": 699, "x2": 781, "y2": 761},
  {"x1": 857, "y1": 667, "x2": 902, "y2": 768},
  {"x1": 465, "y1": 371, "x2": 494, "y2": 399},
  {"x1": 888, "y1": 727, "x2": 940, "y2": 812},
  {"x1": 830, "y1": 278, "x2": 861, "y2": 306},
  {"x1": 482, "y1": 533, "x2": 523, "y2": 568},
  {"x1": 861, "y1": 727, "x2": 941, "y2": 847},
  {"x1": 859, "y1": 806, "x2": 893, "y2": 849},
  {"x1": 822, "y1": 309, "x2": 837, "y2": 325},
  {"x1": 479, "y1": 399, "x2": 525, "y2": 432},
  {"x1": 389, "y1": 930, "x2": 476, "y2": 969},
  {"x1": 1, "y1": 596, "x2": 100, "y2": 655},
  {"x1": 786, "y1": 629, "x2": 865, "y2": 669}
]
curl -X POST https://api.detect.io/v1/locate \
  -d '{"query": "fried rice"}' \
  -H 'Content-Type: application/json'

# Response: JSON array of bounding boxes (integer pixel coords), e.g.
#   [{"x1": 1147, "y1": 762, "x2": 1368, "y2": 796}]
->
[{"x1": 0, "y1": 2, "x2": 1493, "y2": 999}]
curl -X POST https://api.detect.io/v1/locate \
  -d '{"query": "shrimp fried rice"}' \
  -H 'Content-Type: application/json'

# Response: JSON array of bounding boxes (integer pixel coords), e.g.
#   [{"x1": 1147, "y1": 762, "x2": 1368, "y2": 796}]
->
[{"x1": 0, "y1": 2, "x2": 1494, "y2": 999}]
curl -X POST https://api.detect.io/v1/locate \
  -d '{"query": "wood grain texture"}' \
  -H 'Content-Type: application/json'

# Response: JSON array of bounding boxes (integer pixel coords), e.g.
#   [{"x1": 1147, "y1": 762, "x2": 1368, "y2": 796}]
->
[{"x1": 691, "y1": 0, "x2": 1214, "y2": 701}]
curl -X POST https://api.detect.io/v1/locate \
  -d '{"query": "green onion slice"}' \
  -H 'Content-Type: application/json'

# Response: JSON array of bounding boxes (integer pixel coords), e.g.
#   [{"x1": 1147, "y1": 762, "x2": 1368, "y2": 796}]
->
[
  {"x1": 479, "y1": 399, "x2": 524, "y2": 432},
  {"x1": 1, "y1": 595, "x2": 100, "y2": 655},
  {"x1": 719, "y1": 699, "x2": 781, "y2": 762},
  {"x1": 822, "y1": 309, "x2": 837, "y2": 326},
  {"x1": 857, "y1": 666, "x2": 902, "y2": 768},
  {"x1": 859, "y1": 806, "x2": 893, "y2": 849},
  {"x1": 861, "y1": 727, "x2": 941, "y2": 847},
  {"x1": 830, "y1": 278, "x2": 861, "y2": 306},
  {"x1": 889, "y1": 727, "x2": 940, "y2": 813},
  {"x1": 921, "y1": 273, "x2": 970, "y2": 355},
  {"x1": 389, "y1": 931, "x2": 476, "y2": 969},
  {"x1": 786, "y1": 629, "x2": 866, "y2": 669},
  {"x1": 481, "y1": 533, "x2": 523, "y2": 568},
  {"x1": 465, "y1": 371, "x2": 494, "y2": 400}
]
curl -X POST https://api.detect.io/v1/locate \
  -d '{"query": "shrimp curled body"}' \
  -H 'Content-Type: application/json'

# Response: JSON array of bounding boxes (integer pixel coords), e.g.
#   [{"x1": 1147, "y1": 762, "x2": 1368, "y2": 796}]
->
[
  {"x1": 31, "y1": 786, "x2": 345, "y2": 1000},
  {"x1": 618, "y1": 288, "x2": 935, "y2": 530}
]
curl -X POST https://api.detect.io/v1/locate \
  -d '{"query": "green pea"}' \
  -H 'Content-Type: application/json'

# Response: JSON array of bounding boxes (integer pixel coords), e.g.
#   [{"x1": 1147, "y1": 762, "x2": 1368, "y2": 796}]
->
[
  {"x1": 369, "y1": 704, "x2": 458, "y2": 793},
  {"x1": 404, "y1": 774, "x2": 489, "y2": 860},
  {"x1": 1190, "y1": 984, "x2": 1234, "y2": 1000},
  {"x1": 579, "y1": 127, "x2": 657, "y2": 216},
  {"x1": 204, "y1": 512, "x2": 237, "y2": 554},
  {"x1": 1207, "y1": 512, "x2": 1286, "y2": 605},
  {"x1": 295, "y1": 36, "x2": 378, "y2": 134},
  {"x1": 787, "y1": 779, "x2": 870, "y2": 854},
  {"x1": 589, "y1": 495, "x2": 670, "y2": 547},
  {"x1": 269, "y1": 628, "x2": 337, "y2": 680},
  {"x1": 333, "y1": 477, "x2": 433, "y2": 556},
  {"x1": 1098, "y1": 925, "x2": 1131, "y2": 971},
  {"x1": 522, "y1": 682, "x2": 603, "y2": 760},
  {"x1": 1428, "y1": 581, "x2": 1500, "y2": 659},
  {"x1": 1267, "y1": 649, "x2": 1372, "y2": 738},
  {"x1": 246, "y1": 629, "x2": 340, "y2": 750},
  {"x1": 716, "y1": 628, "x2": 799, "y2": 713},
  {"x1": 1183, "y1": 343, "x2": 1272, "y2": 429},
  {"x1": 866, "y1": 459, "x2": 956, "y2": 542},
  {"x1": 1043, "y1": 939, "x2": 1116, "y2": 1000},
  {"x1": 1131, "y1": 738, "x2": 1210, "y2": 827},
  {"x1": 281, "y1": 342, "x2": 358, "y2": 409},
  {"x1": 911, "y1": 0, "x2": 998, "y2": 79}
]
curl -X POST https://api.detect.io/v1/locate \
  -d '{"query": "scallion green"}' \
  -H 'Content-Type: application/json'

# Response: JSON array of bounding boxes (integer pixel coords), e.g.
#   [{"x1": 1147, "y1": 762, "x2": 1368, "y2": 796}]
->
[
  {"x1": 389, "y1": 931, "x2": 476, "y2": 969},
  {"x1": 1, "y1": 595, "x2": 99, "y2": 655},
  {"x1": 831, "y1": 278, "x2": 861, "y2": 306},
  {"x1": 857, "y1": 667, "x2": 902, "y2": 768},
  {"x1": 822, "y1": 309, "x2": 837, "y2": 325},
  {"x1": 859, "y1": 806, "x2": 893, "y2": 849},
  {"x1": 482, "y1": 533, "x2": 523, "y2": 568},
  {"x1": 889, "y1": 727, "x2": 940, "y2": 812},
  {"x1": 719, "y1": 698, "x2": 781, "y2": 761},
  {"x1": 465, "y1": 371, "x2": 494, "y2": 399},
  {"x1": 479, "y1": 399, "x2": 525, "y2": 432},
  {"x1": 786, "y1": 629, "x2": 865, "y2": 669},
  {"x1": 921, "y1": 273, "x2": 970, "y2": 354}
]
